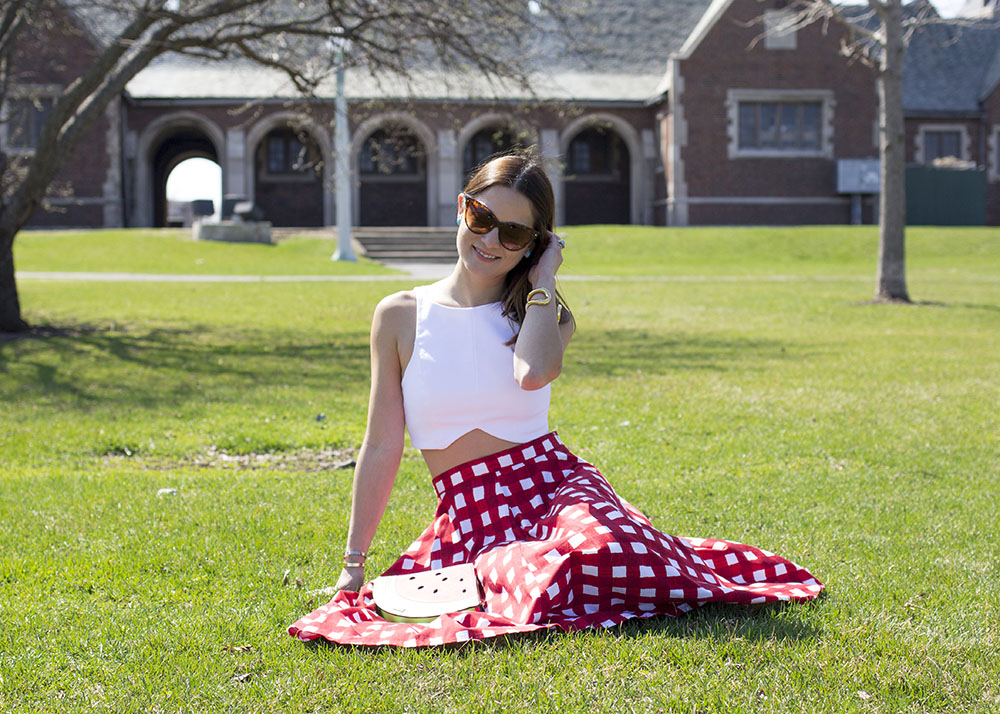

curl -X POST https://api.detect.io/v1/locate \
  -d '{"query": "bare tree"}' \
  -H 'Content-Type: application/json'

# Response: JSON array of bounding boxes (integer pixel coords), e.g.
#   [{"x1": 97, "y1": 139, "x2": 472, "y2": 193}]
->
[
  {"x1": 765, "y1": 0, "x2": 978, "y2": 303},
  {"x1": 0, "y1": 0, "x2": 573, "y2": 333}
]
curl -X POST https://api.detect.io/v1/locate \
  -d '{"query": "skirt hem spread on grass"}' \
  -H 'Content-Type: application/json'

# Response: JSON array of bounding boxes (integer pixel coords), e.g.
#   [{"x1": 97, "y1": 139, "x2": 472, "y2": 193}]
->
[{"x1": 287, "y1": 432, "x2": 823, "y2": 648}]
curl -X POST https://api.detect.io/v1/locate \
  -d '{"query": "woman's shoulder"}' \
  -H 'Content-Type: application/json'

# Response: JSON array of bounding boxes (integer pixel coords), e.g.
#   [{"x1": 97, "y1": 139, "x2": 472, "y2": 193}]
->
[
  {"x1": 377, "y1": 289, "x2": 417, "y2": 311},
  {"x1": 372, "y1": 290, "x2": 417, "y2": 332}
]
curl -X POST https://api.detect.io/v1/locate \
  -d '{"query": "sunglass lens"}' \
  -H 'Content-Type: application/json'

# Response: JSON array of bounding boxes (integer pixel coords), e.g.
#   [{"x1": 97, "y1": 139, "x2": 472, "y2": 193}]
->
[
  {"x1": 465, "y1": 201, "x2": 495, "y2": 234},
  {"x1": 498, "y1": 226, "x2": 535, "y2": 251},
  {"x1": 463, "y1": 195, "x2": 537, "y2": 251}
]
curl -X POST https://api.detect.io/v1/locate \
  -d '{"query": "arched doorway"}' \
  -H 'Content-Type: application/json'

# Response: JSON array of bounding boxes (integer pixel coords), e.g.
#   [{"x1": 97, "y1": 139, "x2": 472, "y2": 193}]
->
[
  {"x1": 563, "y1": 126, "x2": 631, "y2": 225},
  {"x1": 165, "y1": 157, "x2": 221, "y2": 226},
  {"x1": 462, "y1": 126, "x2": 521, "y2": 182},
  {"x1": 253, "y1": 125, "x2": 324, "y2": 227},
  {"x1": 152, "y1": 129, "x2": 218, "y2": 227},
  {"x1": 358, "y1": 126, "x2": 427, "y2": 226}
]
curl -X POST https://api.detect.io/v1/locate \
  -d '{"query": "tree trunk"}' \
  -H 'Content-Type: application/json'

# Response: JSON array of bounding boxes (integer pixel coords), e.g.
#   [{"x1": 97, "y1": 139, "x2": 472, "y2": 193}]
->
[
  {"x1": 0, "y1": 225, "x2": 27, "y2": 332},
  {"x1": 875, "y1": 0, "x2": 910, "y2": 302}
]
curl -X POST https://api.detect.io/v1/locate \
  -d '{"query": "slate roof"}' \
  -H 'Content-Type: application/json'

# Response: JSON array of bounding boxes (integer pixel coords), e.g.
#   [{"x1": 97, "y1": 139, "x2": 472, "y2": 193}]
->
[
  {"x1": 903, "y1": 19, "x2": 1000, "y2": 113},
  {"x1": 552, "y1": 0, "x2": 713, "y2": 74},
  {"x1": 841, "y1": 2, "x2": 1000, "y2": 114},
  {"x1": 89, "y1": 0, "x2": 1000, "y2": 111},
  {"x1": 126, "y1": 60, "x2": 669, "y2": 103},
  {"x1": 124, "y1": 0, "x2": 714, "y2": 103}
]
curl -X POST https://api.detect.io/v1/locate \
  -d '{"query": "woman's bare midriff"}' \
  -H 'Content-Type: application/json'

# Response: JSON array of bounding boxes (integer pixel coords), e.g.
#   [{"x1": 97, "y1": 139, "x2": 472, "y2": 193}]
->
[{"x1": 421, "y1": 428, "x2": 522, "y2": 478}]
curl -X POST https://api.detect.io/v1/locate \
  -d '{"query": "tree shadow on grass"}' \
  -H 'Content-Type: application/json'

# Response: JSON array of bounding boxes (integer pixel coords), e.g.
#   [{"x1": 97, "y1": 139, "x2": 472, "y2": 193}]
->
[
  {"x1": 1, "y1": 324, "x2": 800, "y2": 414},
  {"x1": 0, "y1": 322, "x2": 371, "y2": 409},
  {"x1": 568, "y1": 328, "x2": 795, "y2": 377},
  {"x1": 853, "y1": 299, "x2": 1000, "y2": 314},
  {"x1": 934, "y1": 301, "x2": 1000, "y2": 314}
]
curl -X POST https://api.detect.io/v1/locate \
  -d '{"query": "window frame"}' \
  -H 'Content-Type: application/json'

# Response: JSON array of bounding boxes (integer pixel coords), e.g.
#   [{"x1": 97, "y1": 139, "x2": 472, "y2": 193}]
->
[
  {"x1": 0, "y1": 84, "x2": 61, "y2": 155},
  {"x1": 258, "y1": 128, "x2": 320, "y2": 183},
  {"x1": 566, "y1": 127, "x2": 624, "y2": 180},
  {"x1": 915, "y1": 123, "x2": 970, "y2": 165},
  {"x1": 725, "y1": 89, "x2": 835, "y2": 159},
  {"x1": 763, "y1": 9, "x2": 798, "y2": 50},
  {"x1": 988, "y1": 123, "x2": 1000, "y2": 183},
  {"x1": 359, "y1": 128, "x2": 425, "y2": 179},
  {"x1": 462, "y1": 127, "x2": 518, "y2": 176}
]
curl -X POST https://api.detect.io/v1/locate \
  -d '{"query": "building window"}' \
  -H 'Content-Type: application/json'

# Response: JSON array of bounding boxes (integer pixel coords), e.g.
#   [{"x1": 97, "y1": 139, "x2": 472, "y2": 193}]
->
[
  {"x1": 463, "y1": 127, "x2": 518, "y2": 176},
  {"x1": 988, "y1": 124, "x2": 1000, "y2": 183},
  {"x1": 567, "y1": 127, "x2": 624, "y2": 177},
  {"x1": 915, "y1": 124, "x2": 970, "y2": 165},
  {"x1": 263, "y1": 129, "x2": 319, "y2": 175},
  {"x1": 2, "y1": 95, "x2": 55, "y2": 152},
  {"x1": 923, "y1": 131, "x2": 961, "y2": 162},
  {"x1": 726, "y1": 89, "x2": 835, "y2": 159},
  {"x1": 763, "y1": 9, "x2": 797, "y2": 50},
  {"x1": 360, "y1": 128, "x2": 423, "y2": 176},
  {"x1": 738, "y1": 102, "x2": 821, "y2": 151}
]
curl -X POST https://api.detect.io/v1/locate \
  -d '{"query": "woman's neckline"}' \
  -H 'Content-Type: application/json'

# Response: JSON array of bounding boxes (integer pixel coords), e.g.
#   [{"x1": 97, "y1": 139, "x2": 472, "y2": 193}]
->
[
  {"x1": 426, "y1": 298, "x2": 500, "y2": 310},
  {"x1": 418, "y1": 284, "x2": 501, "y2": 310}
]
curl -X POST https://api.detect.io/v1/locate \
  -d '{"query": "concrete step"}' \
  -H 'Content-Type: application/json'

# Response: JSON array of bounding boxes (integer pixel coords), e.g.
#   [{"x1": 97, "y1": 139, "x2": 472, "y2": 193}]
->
[
  {"x1": 366, "y1": 253, "x2": 457, "y2": 263},
  {"x1": 359, "y1": 237, "x2": 456, "y2": 246},
  {"x1": 353, "y1": 226, "x2": 457, "y2": 264},
  {"x1": 269, "y1": 226, "x2": 458, "y2": 264}
]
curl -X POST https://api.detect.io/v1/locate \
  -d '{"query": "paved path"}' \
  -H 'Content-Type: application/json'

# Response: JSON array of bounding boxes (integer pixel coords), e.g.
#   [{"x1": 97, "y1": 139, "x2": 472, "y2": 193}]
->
[
  {"x1": 17, "y1": 270, "x2": 872, "y2": 283},
  {"x1": 16, "y1": 271, "x2": 412, "y2": 282}
]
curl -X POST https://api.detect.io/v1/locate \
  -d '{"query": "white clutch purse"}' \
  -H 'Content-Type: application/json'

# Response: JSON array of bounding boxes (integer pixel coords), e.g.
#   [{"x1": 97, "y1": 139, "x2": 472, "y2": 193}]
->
[{"x1": 372, "y1": 562, "x2": 483, "y2": 623}]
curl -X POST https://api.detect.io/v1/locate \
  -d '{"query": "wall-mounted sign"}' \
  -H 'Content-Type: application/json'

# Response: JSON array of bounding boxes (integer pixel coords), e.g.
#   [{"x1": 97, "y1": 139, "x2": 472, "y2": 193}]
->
[{"x1": 837, "y1": 159, "x2": 880, "y2": 194}]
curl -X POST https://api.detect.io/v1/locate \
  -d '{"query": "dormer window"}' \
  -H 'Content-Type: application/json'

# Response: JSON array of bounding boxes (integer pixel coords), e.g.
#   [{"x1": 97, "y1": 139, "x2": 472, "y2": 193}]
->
[{"x1": 763, "y1": 9, "x2": 797, "y2": 50}]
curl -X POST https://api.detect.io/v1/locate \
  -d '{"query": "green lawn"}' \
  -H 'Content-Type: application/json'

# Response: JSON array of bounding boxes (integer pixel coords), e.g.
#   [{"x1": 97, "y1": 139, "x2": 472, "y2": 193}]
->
[
  {"x1": 16, "y1": 224, "x2": 1000, "y2": 279},
  {"x1": 2, "y1": 227, "x2": 998, "y2": 712},
  {"x1": 14, "y1": 229, "x2": 396, "y2": 276}
]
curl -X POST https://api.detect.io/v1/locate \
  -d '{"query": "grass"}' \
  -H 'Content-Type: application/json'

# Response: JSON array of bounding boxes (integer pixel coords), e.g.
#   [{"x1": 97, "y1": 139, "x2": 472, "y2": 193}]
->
[
  {"x1": 13, "y1": 229, "x2": 397, "y2": 276},
  {"x1": 2, "y1": 226, "x2": 999, "y2": 712},
  {"x1": 15, "y1": 224, "x2": 1000, "y2": 281}
]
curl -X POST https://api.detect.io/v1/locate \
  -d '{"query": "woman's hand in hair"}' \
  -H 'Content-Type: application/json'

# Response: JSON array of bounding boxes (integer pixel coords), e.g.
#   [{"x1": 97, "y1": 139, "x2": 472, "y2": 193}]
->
[
  {"x1": 516, "y1": 231, "x2": 572, "y2": 391},
  {"x1": 528, "y1": 231, "x2": 564, "y2": 285}
]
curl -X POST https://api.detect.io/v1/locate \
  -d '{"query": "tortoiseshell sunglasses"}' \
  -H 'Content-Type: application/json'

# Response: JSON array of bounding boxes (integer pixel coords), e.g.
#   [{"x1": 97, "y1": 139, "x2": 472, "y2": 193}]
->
[{"x1": 460, "y1": 193, "x2": 541, "y2": 252}]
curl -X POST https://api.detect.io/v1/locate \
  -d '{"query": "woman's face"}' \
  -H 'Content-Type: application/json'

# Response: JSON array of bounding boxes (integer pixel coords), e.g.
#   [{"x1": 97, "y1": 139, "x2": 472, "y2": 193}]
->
[{"x1": 456, "y1": 185, "x2": 536, "y2": 279}]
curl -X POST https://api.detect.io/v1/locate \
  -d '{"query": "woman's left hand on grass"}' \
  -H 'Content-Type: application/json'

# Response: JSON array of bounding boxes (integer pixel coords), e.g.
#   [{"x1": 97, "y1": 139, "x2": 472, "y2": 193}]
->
[{"x1": 334, "y1": 567, "x2": 365, "y2": 593}]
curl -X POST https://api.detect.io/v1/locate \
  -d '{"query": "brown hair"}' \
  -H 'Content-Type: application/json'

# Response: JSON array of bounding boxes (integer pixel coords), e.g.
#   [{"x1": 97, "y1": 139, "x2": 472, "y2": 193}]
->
[{"x1": 462, "y1": 149, "x2": 569, "y2": 340}]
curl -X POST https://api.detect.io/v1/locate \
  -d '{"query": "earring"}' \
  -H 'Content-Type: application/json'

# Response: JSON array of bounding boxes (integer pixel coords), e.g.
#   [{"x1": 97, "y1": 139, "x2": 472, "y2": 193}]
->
[
  {"x1": 456, "y1": 217, "x2": 462, "y2": 226},
  {"x1": 524, "y1": 249, "x2": 532, "y2": 258}
]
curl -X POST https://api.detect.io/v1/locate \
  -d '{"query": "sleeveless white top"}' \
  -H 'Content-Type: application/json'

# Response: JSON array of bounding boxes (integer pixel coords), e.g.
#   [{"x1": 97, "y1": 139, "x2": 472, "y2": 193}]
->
[{"x1": 401, "y1": 285, "x2": 550, "y2": 450}]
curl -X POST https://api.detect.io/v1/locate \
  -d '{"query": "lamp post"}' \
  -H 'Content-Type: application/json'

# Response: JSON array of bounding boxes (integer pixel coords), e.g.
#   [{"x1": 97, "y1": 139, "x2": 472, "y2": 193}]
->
[{"x1": 331, "y1": 32, "x2": 355, "y2": 261}]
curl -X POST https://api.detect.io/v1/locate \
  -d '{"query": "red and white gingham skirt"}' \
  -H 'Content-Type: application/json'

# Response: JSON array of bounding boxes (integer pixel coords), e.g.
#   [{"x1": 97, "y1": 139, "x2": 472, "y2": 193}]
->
[{"x1": 288, "y1": 432, "x2": 823, "y2": 647}]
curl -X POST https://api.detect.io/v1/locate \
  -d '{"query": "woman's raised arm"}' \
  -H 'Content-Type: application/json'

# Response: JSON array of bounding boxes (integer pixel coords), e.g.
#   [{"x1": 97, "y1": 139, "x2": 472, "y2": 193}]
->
[
  {"x1": 334, "y1": 292, "x2": 413, "y2": 592},
  {"x1": 513, "y1": 234, "x2": 574, "y2": 390}
]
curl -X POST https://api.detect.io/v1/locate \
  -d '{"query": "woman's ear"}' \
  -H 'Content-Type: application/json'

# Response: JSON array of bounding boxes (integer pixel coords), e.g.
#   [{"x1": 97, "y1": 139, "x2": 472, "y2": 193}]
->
[{"x1": 456, "y1": 194, "x2": 465, "y2": 226}]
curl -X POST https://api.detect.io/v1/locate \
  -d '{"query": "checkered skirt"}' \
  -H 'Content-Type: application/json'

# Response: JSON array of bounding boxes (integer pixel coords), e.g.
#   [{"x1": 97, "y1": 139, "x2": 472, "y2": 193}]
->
[{"x1": 287, "y1": 432, "x2": 823, "y2": 647}]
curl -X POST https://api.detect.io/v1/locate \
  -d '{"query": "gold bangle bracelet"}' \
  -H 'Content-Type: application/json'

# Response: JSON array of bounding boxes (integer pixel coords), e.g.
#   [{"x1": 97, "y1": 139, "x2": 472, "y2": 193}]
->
[
  {"x1": 526, "y1": 287, "x2": 552, "y2": 308},
  {"x1": 343, "y1": 561, "x2": 365, "y2": 569}
]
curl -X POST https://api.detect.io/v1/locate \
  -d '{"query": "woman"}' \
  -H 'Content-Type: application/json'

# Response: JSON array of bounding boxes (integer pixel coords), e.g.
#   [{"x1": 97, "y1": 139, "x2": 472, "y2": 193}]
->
[{"x1": 288, "y1": 152, "x2": 822, "y2": 648}]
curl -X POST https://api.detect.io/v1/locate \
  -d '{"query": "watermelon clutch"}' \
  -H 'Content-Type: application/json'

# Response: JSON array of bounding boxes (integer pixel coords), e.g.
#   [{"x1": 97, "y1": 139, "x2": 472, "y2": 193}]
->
[{"x1": 372, "y1": 563, "x2": 483, "y2": 623}]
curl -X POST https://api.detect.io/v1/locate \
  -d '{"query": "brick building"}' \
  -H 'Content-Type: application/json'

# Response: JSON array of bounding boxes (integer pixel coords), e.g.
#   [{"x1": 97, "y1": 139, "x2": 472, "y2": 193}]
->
[{"x1": 5, "y1": 0, "x2": 1000, "y2": 229}]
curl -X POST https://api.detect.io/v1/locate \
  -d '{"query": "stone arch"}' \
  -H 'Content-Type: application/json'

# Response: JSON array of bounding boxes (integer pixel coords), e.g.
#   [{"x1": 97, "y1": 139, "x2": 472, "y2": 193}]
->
[
  {"x1": 245, "y1": 111, "x2": 333, "y2": 226},
  {"x1": 351, "y1": 113, "x2": 437, "y2": 226},
  {"x1": 134, "y1": 111, "x2": 225, "y2": 227},
  {"x1": 457, "y1": 113, "x2": 539, "y2": 183},
  {"x1": 560, "y1": 113, "x2": 642, "y2": 225}
]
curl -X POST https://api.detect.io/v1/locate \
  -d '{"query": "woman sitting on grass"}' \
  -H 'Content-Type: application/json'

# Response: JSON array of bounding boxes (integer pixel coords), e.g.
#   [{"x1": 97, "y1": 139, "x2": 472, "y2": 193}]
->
[{"x1": 288, "y1": 150, "x2": 822, "y2": 647}]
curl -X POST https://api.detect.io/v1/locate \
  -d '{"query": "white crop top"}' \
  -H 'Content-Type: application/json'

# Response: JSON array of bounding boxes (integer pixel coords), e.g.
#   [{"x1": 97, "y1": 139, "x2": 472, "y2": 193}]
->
[{"x1": 401, "y1": 285, "x2": 550, "y2": 450}]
